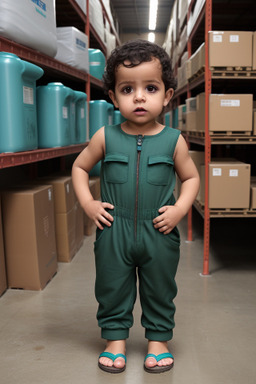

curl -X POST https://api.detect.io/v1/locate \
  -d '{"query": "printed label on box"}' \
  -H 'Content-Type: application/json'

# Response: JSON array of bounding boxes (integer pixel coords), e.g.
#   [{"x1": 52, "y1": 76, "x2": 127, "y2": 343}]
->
[
  {"x1": 23, "y1": 86, "x2": 34, "y2": 105},
  {"x1": 212, "y1": 168, "x2": 222, "y2": 176},
  {"x1": 229, "y1": 169, "x2": 239, "y2": 177},
  {"x1": 220, "y1": 100, "x2": 240, "y2": 107},
  {"x1": 213, "y1": 35, "x2": 222, "y2": 43},
  {"x1": 230, "y1": 35, "x2": 239, "y2": 43}
]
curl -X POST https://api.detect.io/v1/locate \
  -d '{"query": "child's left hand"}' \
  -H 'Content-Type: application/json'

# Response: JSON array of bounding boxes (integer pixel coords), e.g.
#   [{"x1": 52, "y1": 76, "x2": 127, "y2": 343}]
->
[{"x1": 153, "y1": 205, "x2": 184, "y2": 235}]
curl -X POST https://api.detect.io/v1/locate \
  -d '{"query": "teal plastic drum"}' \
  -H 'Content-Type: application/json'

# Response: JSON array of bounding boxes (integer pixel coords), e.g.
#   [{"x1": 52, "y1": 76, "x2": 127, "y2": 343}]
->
[
  {"x1": 88, "y1": 49, "x2": 106, "y2": 80},
  {"x1": 0, "y1": 52, "x2": 43, "y2": 153},
  {"x1": 37, "y1": 83, "x2": 74, "y2": 148}
]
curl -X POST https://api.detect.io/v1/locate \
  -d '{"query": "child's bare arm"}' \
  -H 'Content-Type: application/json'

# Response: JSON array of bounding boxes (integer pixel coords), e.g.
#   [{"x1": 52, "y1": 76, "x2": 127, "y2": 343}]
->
[
  {"x1": 153, "y1": 135, "x2": 200, "y2": 234},
  {"x1": 72, "y1": 127, "x2": 114, "y2": 230}
]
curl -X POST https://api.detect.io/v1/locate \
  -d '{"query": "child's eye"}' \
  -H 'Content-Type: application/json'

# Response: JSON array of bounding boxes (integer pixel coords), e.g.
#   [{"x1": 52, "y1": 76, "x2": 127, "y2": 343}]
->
[
  {"x1": 122, "y1": 86, "x2": 133, "y2": 94},
  {"x1": 147, "y1": 85, "x2": 158, "y2": 93}
]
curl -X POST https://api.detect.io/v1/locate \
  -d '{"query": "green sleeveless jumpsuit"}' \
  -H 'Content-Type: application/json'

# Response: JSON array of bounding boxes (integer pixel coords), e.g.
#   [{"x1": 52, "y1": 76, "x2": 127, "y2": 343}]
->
[{"x1": 94, "y1": 124, "x2": 181, "y2": 342}]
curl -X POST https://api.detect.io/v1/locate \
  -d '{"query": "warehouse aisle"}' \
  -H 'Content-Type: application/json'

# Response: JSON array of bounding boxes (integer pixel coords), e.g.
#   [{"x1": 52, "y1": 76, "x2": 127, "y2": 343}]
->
[{"x1": 0, "y1": 212, "x2": 256, "y2": 384}]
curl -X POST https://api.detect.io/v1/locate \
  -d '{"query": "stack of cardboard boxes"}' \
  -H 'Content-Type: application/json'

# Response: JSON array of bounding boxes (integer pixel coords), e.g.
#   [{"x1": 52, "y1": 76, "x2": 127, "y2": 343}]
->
[
  {"x1": 84, "y1": 177, "x2": 101, "y2": 235},
  {"x1": 35, "y1": 176, "x2": 84, "y2": 263},
  {"x1": 199, "y1": 161, "x2": 251, "y2": 209},
  {"x1": 1, "y1": 185, "x2": 58, "y2": 291},
  {"x1": 251, "y1": 177, "x2": 256, "y2": 210},
  {"x1": 184, "y1": 92, "x2": 253, "y2": 134},
  {"x1": 175, "y1": 153, "x2": 254, "y2": 210},
  {"x1": 177, "y1": 30, "x2": 256, "y2": 91},
  {"x1": 0, "y1": 175, "x2": 100, "y2": 295},
  {"x1": 0, "y1": 200, "x2": 7, "y2": 296}
]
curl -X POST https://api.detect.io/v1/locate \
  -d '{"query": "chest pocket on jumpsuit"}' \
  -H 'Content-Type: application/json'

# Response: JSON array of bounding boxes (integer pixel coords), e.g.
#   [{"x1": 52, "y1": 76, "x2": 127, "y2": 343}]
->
[
  {"x1": 104, "y1": 153, "x2": 129, "y2": 183},
  {"x1": 147, "y1": 155, "x2": 174, "y2": 185}
]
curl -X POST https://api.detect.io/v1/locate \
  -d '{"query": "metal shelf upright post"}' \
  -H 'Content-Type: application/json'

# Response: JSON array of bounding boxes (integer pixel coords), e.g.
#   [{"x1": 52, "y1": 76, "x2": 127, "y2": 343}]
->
[
  {"x1": 186, "y1": 2, "x2": 193, "y2": 243},
  {"x1": 203, "y1": 0, "x2": 212, "y2": 275}
]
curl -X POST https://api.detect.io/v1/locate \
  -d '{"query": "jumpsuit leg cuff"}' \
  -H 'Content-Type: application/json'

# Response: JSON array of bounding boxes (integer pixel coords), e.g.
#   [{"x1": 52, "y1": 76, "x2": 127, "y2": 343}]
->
[
  {"x1": 101, "y1": 328, "x2": 129, "y2": 341},
  {"x1": 145, "y1": 329, "x2": 173, "y2": 342}
]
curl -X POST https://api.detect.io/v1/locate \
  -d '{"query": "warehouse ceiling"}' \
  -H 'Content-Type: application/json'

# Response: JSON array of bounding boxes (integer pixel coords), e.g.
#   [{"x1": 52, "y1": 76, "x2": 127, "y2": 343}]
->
[{"x1": 110, "y1": 0, "x2": 175, "y2": 35}]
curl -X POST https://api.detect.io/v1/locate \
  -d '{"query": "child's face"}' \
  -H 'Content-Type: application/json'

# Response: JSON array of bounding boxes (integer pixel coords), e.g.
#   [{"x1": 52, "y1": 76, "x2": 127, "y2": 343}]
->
[{"x1": 109, "y1": 58, "x2": 173, "y2": 127}]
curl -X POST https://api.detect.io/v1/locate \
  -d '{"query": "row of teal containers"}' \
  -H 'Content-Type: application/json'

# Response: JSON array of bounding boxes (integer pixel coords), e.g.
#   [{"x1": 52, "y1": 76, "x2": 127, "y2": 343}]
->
[{"x1": 0, "y1": 52, "x2": 124, "y2": 153}]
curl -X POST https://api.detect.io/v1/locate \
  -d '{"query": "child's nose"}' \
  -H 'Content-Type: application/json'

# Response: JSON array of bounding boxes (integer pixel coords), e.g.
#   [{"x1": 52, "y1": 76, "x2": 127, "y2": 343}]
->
[{"x1": 134, "y1": 89, "x2": 146, "y2": 102}]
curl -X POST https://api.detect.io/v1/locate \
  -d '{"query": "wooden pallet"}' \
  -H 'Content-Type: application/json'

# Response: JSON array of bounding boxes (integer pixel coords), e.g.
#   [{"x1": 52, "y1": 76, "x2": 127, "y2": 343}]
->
[
  {"x1": 185, "y1": 130, "x2": 255, "y2": 138},
  {"x1": 209, "y1": 208, "x2": 256, "y2": 218},
  {"x1": 209, "y1": 130, "x2": 252, "y2": 137},
  {"x1": 188, "y1": 66, "x2": 205, "y2": 82},
  {"x1": 194, "y1": 200, "x2": 256, "y2": 218},
  {"x1": 210, "y1": 66, "x2": 256, "y2": 79}
]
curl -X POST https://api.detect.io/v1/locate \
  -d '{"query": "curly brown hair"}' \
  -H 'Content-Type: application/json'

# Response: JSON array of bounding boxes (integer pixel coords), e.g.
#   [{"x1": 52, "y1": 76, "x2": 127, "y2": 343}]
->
[{"x1": 103, "y1": 39, "x2": 177, "y2": 93}]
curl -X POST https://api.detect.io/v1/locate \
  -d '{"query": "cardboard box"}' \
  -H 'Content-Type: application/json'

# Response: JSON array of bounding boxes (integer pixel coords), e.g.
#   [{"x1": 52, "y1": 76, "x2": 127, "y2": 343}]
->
[
  {"x1": 196, "y1": 92, "x2": 205, "y2": 132},
  {"x1": 55, "y1": 206, "x2": 76, "y2": 262},
  {"x1": 185, "y1": 111, "x2": 197, "y2": 131},
  {"x1": 190, "y1": 43, "x2": 205, "y2": 78},
  {"x1": 83, "y1": 177, "x2": 101, "y2": 236},
  {"x1": 177, "y1": 61, "x2": 187, "y2": 89},
  {"x1": 2, "y1": 185, "x2": 57, "y2": 290},
  {"x1": 209, "y1": 94, "x2": 253, "y2": 132},
  {"x1": 0, "y1": 200, "x2": 7, "y2": 296},
  {"x1": 89, "y1": 177, "x2": 101, "y2": 200},
  {"x1": 37, "y1": 176, "x2": 76, "y2": 214},
  {"x1": 253, "y1": 32, "x2": 256, "y2": 70},
  {"x1": 250, "y1": 176, "x2": 256, "y2": 209},
  {"x1": 75, "y1": 201, "x2": 84, "y2": 251},
  {"x1": 253, "y1": 110, "x2": 256, "y2": 135},
  {"x1": 186, "y1": 97, "x2": 197, "y2": 112},
  {"x1": 189, "y1": 151, "x2": 205, "y2": 201},
  {"x1": 209, "y1": 31, "x2": 253, "y2": 68},
  {"x1": 200, "y1": 161, "x2": 251, "y2": 209}
]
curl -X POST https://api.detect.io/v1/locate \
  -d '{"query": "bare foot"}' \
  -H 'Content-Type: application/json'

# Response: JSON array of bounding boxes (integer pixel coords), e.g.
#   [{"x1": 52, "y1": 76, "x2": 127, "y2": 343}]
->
[
  {"x1": 145, "y1": 341, "x2": 173, "y2": 369},
  {"x1": 99, "y1": 340, "x2": 126, "y2": 369}
]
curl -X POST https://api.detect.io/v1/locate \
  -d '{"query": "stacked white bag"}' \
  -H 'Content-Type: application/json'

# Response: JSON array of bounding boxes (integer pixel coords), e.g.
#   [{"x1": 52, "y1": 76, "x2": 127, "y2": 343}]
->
[
  {"x1": 55, "y1": 27, "x2": 89, "y2": 73},
  {"x1": 0, "y1": 0, "x2": 57, "y2": 57},
  {"x1": 89, "y1": 0, "x2": 105, "y2": 43}
]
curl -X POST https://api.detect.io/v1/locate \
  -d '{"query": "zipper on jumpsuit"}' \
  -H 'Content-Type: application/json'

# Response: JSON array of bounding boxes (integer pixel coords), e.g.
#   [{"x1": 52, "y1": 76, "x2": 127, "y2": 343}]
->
[{"x1": 135, "y1": 134, "x2": 143, "y2": 240}]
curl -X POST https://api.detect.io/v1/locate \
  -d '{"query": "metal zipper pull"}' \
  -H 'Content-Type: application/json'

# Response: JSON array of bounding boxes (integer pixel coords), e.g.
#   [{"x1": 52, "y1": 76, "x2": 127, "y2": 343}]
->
[{"x1": 137, "y1": 134, "x2": 143, "y2": 151}]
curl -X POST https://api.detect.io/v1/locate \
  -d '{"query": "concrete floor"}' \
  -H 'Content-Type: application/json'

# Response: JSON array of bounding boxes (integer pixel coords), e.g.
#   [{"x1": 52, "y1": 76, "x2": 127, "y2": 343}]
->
[{"x1": 0, "y1": 210, "x2": 256, "y2": 384}]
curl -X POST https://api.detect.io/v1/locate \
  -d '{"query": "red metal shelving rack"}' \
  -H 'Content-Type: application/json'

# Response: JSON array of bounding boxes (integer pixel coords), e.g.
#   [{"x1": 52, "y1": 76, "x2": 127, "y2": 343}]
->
[
  {"x1": 0, "y1": 0, "x2": 116, "y2": 170},
  {"x1": 185, "y1": 0, "x2": 212, "y2": 274},
  {"x1": 184, "y1": 0, "x2": 256, "y2": 275}
]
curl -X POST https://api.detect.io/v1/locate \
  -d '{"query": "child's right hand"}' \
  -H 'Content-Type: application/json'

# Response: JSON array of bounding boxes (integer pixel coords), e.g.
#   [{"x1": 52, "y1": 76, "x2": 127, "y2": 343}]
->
[{"x1": 83, "y1": 200, "x2": 114, "y2": 230}]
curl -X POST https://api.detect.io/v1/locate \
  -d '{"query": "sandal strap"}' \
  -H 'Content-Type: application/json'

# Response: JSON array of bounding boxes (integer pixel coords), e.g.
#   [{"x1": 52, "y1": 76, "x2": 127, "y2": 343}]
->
[
  {"x1": 144, "y1": 352, "x2": 174, "y2": 362},
  {"x1": 99, "y1": 352, "x2": 127, "y2": 363}
]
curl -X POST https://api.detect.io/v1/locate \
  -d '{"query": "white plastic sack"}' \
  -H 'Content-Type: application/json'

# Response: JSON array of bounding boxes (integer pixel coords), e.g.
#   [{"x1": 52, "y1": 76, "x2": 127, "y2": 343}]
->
[
  {"x1": 55, "y1": 27, "x2": 89, "y2": 73},
  {"x1": 0, "y1": 0, "x2": 57, "y2": 57},
  {"x1": 89, "y1": 0, "x2": 105, "y2": 43}
]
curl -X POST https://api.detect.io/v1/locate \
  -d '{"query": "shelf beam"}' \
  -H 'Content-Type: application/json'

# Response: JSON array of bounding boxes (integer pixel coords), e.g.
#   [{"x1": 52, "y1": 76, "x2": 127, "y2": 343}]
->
[
  {"x1": 0, "y1": 37, "x2": 88, "y2": 82},
  {"x1": 0, "y1": 144, "x2": 87, "y2": 170}
]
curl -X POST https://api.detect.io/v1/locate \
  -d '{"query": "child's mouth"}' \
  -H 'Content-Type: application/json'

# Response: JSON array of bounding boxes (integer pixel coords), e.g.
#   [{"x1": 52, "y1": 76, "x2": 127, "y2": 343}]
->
[{"x1": 134, "y1": 107, "x2": 147, "y2": 115}]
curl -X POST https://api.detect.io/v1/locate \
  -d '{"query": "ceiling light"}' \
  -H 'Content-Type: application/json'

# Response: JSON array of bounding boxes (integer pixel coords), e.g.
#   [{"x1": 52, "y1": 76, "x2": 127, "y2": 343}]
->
[
  {"x1": 149, "y1": 0, "x2": 158, "y2": 31},
  {"x1": 148, "y1": 32, "x2": 155, "y2": 43}
]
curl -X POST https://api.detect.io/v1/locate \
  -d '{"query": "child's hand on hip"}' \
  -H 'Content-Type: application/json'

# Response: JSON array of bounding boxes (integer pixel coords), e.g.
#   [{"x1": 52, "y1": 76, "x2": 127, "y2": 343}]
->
[
  {"x1": 153, "y1": 205, "x2": 183, "y2": 235},
  {"x1": 84, "y1": 200, "x2": 114, "y2": 230}
]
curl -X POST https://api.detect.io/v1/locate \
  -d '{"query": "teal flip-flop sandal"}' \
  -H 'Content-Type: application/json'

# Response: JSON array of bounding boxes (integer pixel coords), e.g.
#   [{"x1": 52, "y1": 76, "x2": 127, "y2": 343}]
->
[
  {"x1": 144, "y1": 352, "x2": 174, "y2": 373},
  {"x1": 98, "y1": 352, "x2": 126, "y2": 373}
]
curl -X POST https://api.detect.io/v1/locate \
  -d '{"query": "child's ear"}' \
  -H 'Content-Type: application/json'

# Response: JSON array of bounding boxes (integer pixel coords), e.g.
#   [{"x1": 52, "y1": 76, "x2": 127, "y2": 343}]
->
[
  {"x1": 109, "y1": 90, "x2": 119, "y2": 108},
  {"x1": 163, "y1": 88, "x2": 174, "y2": 107}
]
